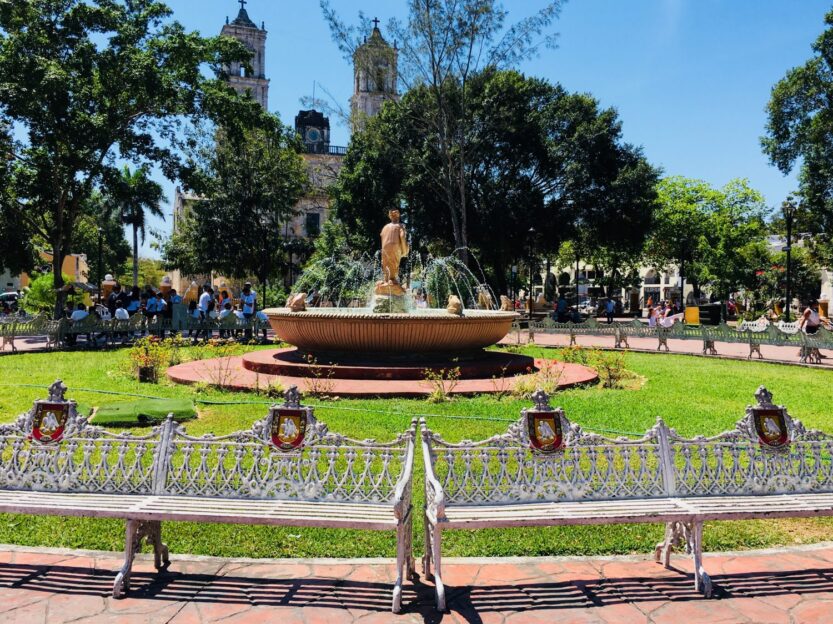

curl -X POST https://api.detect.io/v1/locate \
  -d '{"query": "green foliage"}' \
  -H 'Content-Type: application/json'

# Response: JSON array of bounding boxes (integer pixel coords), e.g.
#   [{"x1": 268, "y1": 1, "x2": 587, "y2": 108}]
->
[
  {"x1": 105, "y1": 166, "x2": 166, "y2": 287},
  {"x1": 322, "y1": 0, "x2": 565, "y2": 257},
  {"x1": 21, "y1": 272, "x2": 77, "y2": 314},
  {"x1": 754, "y1": 247, "x2": 821, "y2": 309},
  {"x1": 117, "y1": 258, "x2": 165, "y2": 290},
  {"x1": 0, "y1": 0, "x2": 276, "y2": 317},
  {"x1": 645, "y1": 177, "x2": 769, "y2": 298},
  {"x1": 333, "y1": 69, "x2": 659, "y2": 294},
  {"x1": 161, "y1": 126, "x2": 308, "y2": 286},
  {"x1": 71, "y1": 194, "x2": 132, "y2": 282},
  {"x1": 762, "y1": 9, "x2": 833, "y2": 265}
]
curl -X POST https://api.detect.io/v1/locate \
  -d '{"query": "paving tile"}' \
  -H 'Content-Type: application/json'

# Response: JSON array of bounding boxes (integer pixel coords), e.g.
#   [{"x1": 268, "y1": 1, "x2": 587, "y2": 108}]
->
[{"x1": 789, "y1": 599, "x2": 833, "y2": 623}]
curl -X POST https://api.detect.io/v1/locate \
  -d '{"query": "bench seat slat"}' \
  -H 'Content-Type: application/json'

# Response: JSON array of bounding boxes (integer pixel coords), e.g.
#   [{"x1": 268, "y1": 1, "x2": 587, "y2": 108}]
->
[{"x1": 0, "y1": 491, "x2": 398, "y2": 529}]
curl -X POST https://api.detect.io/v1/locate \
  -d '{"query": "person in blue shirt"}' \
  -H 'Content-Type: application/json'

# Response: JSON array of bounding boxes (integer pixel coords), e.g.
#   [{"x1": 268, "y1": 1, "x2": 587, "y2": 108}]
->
[
  {"x1": 605, "y1": 297, "x2": 616, "y2": 324},
  {"x1": 556, "y1": 294, "x2": 568, "y2": 323},
  {"x1": 241, "y1": 282, "x2": 257, "y2": 341}
]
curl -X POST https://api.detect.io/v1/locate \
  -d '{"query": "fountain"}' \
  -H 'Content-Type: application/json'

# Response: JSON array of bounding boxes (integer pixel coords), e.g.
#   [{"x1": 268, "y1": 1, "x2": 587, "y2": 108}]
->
[
  {"x1": 167, "y1": 211, "x2": 598, "y2": 395},
  {"x1": 262, "y1": 210, "x2": 517, "y2": 366}
]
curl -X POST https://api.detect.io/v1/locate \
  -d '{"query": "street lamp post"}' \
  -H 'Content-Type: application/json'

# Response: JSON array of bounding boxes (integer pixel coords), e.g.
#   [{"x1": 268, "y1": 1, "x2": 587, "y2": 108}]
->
[
  {"x1": 528, "y1": 227, "x2": 536, "y2": 318},
  {"x1": 783, "y1": 196, "x2": 796, "y2": 322},
  {"x1": 97, "y1": 227, "x2": 103, "y2": 305}
]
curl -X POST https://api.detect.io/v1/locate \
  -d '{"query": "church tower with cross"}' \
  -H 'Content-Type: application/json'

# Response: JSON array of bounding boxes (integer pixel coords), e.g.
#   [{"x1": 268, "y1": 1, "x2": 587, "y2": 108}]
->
[
  {"x1": 351, "y1": 18, "x2": 399, "y2": 131},
  {"x1": 221, "y1": 0, "x2": 269, "y2": 110}
]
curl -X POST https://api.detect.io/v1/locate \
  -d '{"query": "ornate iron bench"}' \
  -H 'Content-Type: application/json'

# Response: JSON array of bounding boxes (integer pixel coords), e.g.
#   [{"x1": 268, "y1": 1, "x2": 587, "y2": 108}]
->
[
  {"x1": 420, "y1": 387, "x2": 833, "y2": 611},
  {"x1": 0, "y1": 382, "x2": 417, "y2": 612}
]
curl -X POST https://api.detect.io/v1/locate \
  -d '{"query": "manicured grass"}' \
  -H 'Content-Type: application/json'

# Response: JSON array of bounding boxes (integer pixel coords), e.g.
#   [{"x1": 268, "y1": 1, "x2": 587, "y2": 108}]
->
[
  {"x1": 92, "y1": 398, "x2": 196, "y2": 426},
  {"x1": 0, "y1": 345, "x2": 832, "y2": 559}
]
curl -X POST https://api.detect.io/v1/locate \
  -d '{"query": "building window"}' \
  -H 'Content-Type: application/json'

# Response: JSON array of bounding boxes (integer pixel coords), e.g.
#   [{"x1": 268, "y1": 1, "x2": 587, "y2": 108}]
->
[{"x1": 306, "y1": 213, "x2": 321, "y2": 237}]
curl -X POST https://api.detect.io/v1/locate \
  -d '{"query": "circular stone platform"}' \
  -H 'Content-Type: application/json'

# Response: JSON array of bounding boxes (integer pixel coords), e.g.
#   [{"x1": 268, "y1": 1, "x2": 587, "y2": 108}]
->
[
  {"x1": 167, "y1": 352, "x2": 598, "y2": 397},
  {"x1": 242, "y1": 347, "x2": 536, "y2": 380}
]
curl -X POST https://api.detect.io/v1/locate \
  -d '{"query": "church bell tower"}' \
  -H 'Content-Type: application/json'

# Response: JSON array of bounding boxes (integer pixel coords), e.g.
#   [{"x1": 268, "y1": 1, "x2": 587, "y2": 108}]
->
[
  {"x1": 221, "y1": 0, "x2": 270, "y2": 110},
  {"x1": 351, "y1": 19, "x2": 399, "y2": 131}
]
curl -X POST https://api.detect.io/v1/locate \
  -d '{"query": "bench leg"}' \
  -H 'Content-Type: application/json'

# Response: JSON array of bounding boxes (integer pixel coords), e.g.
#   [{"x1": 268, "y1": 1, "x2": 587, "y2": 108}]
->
[
  {"x1": 422, "y1": 514, "x2": 432, "y2": 579},
  {"x1": 691, "y1": 521, "x2": 712, "y2": 597},
  {"x1": 430, "y1": 524, "x2": 445, "y2": 612},
  {"x1": 392, "y1": 511, "x2": 414, "y2": 614},
  {"x1": 112, "y1": 520, "x2": 170, "y2": 599},
  {"x1": 654, "y1": 521, "x2": 691, "y2": 569}
]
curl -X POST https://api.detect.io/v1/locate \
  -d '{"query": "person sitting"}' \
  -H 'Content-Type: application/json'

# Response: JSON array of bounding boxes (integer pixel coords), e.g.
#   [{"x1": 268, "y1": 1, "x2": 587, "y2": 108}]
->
[
  {"x1": 800, "y1": 299, "x2": 822, "y2": 334},
  {"x1": 114, "y1": 301, "x2": 129, "y2": 321},
  {"x1": 70, "y1": 303, "x2": 89, "y2": 322},
  {"x1": 65, "y1": 303, "x2": 89, "y2": 346},
  {"x1": 255, "y1": 309, "x2": 269, "y2": 342},
  {"x1": 218, "y1": 301, "x2": 233, "y2": 338},
  {"x1": 647, "y1": 306, "x2": 658, "y2": 328}
]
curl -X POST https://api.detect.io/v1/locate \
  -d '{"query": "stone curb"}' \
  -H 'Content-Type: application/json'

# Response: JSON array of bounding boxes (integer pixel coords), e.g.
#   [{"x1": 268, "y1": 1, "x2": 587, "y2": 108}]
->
[{"x1": 2, "y1": 540, "x2": 832, "y2": 566}]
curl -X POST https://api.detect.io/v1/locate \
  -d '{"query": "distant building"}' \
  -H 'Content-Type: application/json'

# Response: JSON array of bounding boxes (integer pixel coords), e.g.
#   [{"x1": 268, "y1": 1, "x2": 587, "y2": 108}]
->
[
  {"x1": 169, "y1": 4, "x2": 395, "y2": 290},
  {"x1": 221, "y1": 3, "x2": 269, "y2": 109},
  {"x1": 350, "y1": 19, "x2": 399, "y2": 131}
]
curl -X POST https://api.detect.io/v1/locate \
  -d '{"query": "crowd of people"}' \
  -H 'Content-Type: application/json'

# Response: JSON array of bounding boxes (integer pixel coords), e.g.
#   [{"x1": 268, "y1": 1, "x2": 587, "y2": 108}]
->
[{"x1": 55, "y1": 281, "x2": 269, "y2": 345}]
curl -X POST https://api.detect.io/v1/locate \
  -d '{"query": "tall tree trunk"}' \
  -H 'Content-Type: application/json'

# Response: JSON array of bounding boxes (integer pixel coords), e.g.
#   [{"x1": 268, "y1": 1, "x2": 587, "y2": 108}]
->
[
  {"x1": 132, "y1": 224, "x2": 139, "y2": 287},
  {"x1": 52, "y1": 236, "x2": 65, "y2": 320}
]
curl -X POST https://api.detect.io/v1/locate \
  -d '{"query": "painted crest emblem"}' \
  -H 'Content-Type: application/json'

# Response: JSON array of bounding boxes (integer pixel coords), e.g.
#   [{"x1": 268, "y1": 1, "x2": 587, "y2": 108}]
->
[
  {"x1": 32, "y1": 402, "x2": 69, "y2": 444},
  {"x1": 527, "y1": 411, "x2": 563, "y2": 453},
  {"x1": 752, "y1": 407, "x2": 789, "y2": 450},
  {"x1": 270, "y1": 408, "x2": 307, "y2": 451}
]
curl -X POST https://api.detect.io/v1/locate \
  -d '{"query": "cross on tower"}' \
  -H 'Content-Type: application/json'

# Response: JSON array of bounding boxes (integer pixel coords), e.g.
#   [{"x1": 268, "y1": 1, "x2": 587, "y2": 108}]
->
[
  {"x1": 238, "y1": 0, "x2": 247, "y2": 10},
  {"x1": 372, "y1": 17, "x2": 380, "y2": 29}
]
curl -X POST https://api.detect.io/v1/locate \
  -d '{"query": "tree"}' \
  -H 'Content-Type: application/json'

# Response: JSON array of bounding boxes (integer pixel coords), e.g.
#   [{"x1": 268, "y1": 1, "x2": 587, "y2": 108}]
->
[
  {"x1": 322, "y1": 0, "x2": 565, "y2": 261},
  {"x1": 106, "y1": 166, "x2": 166, "y2": 287},
  {"x1": 762, "y1": 8, "x2": 833, "y2": 264},
  {"x1": 0, "y1": 123, "x2": 35, "y2": 276},
  {"x1": 332, "y1": 69, "x2": 659, "y2": 295},
  {"x1": 72, "y1": 194, "x2": 132, "y2": 283},
  {"x1": 0, "y1": 0, "x2": 274, "y2": 317},
  {"x1": 161, "y1": 126, "x2": 308, "y2": 290},
  {"x1": 645, "y1": 177, "x2": 769, "y2": 301}
]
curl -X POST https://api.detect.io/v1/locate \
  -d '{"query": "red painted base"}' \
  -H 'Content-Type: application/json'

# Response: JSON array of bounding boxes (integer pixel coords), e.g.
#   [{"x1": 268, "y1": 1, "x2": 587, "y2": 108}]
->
[
  {"x1": 242, "y1": 348, "x2": 536, "y2": 380},
  {"x1": 167, "y1": 349, "x2": 598, "y2": 397}
]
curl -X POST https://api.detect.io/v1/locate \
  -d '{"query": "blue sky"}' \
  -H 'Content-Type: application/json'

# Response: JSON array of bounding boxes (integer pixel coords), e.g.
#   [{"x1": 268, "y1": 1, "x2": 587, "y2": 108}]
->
[{"x1": 141, "y1": 0, "x2": 833, "y2": 256}]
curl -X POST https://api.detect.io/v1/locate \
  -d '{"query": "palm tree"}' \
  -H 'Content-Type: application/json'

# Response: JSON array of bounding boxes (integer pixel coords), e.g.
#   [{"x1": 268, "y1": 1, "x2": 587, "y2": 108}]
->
[{"x1": 108, "y1": 166, "x2": 166, "y2": 287}]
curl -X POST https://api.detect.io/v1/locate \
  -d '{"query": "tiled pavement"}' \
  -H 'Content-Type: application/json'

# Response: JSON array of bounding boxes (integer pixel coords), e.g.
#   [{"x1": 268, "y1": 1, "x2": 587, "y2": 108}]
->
[
  {"x1": 1, "y1": 543, "x2": 832, "y2": 623},
  {"x1": 502, "y1": 330, "x2": 833, "y2": 368}
]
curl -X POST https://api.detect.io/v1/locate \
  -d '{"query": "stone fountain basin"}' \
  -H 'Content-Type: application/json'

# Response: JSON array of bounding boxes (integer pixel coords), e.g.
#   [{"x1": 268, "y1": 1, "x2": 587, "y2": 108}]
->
[{"x1": 264, "y1": 308, "x2": 519, "y2": 356}]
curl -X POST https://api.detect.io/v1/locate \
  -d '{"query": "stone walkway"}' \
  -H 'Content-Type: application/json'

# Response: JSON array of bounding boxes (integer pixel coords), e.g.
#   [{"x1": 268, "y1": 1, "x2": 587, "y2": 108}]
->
[
  {"x1": 503, "y1": 330, "x2": 833, "y2": 368},
  {"x1": 1, "y1": 543, "x2": 832, "y2": 623}
]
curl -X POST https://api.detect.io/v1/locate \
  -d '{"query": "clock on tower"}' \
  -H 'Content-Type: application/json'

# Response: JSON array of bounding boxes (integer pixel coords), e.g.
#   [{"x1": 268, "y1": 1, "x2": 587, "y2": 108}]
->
[{"x1": 295, "y1": 110, "x2": 331, "y2": 155}]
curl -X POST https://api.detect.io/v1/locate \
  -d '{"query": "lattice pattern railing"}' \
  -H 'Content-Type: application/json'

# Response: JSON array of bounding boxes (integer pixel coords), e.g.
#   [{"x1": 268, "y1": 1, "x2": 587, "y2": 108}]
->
[
  {"x1": 423, "y1": 386, "x2": 833, "y2": 512},
  {"x1": 0, "y1": 381, "x2": 416, "y2": 506}
]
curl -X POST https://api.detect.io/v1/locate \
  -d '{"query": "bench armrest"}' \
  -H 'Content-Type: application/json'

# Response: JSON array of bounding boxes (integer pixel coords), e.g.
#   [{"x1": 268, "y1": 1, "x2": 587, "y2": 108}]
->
[
  {"x1": 392, "y1": 419, "x2": 417, "y2": 521},
  {"x1": 419, "y1": 419, "x2": 446, "y2": 524}
]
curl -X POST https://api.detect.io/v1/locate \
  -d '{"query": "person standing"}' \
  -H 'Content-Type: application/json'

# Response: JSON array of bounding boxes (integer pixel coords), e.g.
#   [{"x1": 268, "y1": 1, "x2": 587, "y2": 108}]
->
[
  {"x1": 241, "y1": 282, "x2": 257, "y2": 341},
  {"x1": 198, "y1": 285, "x2": 213, "y2": 320},
  {"x1": 605, "y1": 297, "x2": 616, "y2": 324}
]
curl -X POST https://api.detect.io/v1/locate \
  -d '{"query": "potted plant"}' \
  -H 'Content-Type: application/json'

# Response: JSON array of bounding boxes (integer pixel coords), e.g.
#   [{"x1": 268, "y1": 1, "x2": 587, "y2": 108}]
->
[{"x1": 129, "y1": 337, "x2": 166, "y2": 383}]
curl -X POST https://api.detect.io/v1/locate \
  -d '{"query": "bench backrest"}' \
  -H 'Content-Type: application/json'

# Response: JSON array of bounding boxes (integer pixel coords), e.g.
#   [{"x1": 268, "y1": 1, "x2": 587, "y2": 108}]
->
[
  {"x1": 423, "y1": 387, "x2": 833, "y2": 506},
  {"x1": 0, "y1": 382, "x2": 416, "y2": 506},
  {"x1": 0, "y1": 381, "x2": 160, "y2": 494}
]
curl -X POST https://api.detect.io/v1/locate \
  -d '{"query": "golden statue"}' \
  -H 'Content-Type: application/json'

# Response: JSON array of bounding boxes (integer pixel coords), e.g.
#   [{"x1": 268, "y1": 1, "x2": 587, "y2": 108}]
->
[{"x1": 376, "y1": 209, "x2": 409, "y2": 296}]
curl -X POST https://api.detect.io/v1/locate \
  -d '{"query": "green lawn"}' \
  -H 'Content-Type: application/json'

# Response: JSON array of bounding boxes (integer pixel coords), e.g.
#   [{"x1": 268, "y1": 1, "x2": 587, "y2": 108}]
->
[{"x1": 0, "y1": 345, "x2": 832, "y2": 559}]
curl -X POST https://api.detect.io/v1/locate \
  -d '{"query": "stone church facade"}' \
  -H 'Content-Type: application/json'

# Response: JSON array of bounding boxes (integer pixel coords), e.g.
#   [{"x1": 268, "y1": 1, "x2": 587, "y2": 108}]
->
[{"x1": 171, "y1": 2, "x2": 398, "y2": 292}]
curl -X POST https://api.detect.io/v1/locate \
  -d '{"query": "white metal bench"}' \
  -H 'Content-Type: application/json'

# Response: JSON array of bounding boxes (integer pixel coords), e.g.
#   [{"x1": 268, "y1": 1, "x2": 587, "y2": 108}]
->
[
  {"x1": 0, "y1": 381, "x2": 417, "y2": 612},
  {"x1": 420, "y1": 387, "x2": 833, "y2": 611}
]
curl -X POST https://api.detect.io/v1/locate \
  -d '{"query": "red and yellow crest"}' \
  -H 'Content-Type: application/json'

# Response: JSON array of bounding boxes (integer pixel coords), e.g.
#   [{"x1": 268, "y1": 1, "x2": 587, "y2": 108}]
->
[
  {"x1": 527, "y1": 410, "x2": 563, "y2": 454},
  {"x1": 32, "y1": 403, "x2": 69, "y2": 444},
  {"x1": 752, "y1": 407, "x2": 789, "y2": 450},
  {"x1": 270, "y1": 408, "x2": 307, "y2": 451}
]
